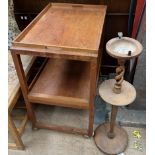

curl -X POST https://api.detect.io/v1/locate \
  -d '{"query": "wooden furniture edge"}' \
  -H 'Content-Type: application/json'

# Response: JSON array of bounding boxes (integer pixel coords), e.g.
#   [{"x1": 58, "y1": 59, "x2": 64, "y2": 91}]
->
[
  {"x1": 8, "y1": 113, "x2": 25, "y2": 150},
  {"x1": 10, "y1": 48, "x2": 98, "y2": 62},
  {"x1": 14, "y1": 3, "x2": 51, "y2": 42},
  {"x1": 88, "y1": 60, "x2": 98, "y2": 136},
  {"x1": 8, "y1": 56, "x2": 35, "y2": 150},
  {"x1": 12, "y1": 42, "x2": 98, "y2": 53},
  {"x1": 35, "y1": 121, "x2": 88, "y2": 135},
  {"x1": 8, "y1": 57, "x2": 36, "y2": 111},
  {"x1": 8, "y1": 143, "x2": 24, "y2": 150},
  {"x1": 17, "y1": 115, "x2": 28, "y2": 136},
  {"x1": 51, "y1": 3, "x2": 106, "y2": 10},
  {"x1": 95, "y1": 5, "x2": 107, "y2": 51},
  {"x1": 28, "y1": 58, "x2": 48, "y2": 91},
  {"x1": 28, "y1": 93, "x2": 89, "y2": 109}
]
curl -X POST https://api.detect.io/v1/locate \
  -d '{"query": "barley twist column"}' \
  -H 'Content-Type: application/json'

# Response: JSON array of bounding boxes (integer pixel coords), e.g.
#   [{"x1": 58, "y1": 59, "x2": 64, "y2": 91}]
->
[{"x1": 113, "y1": 59, "x2": 125, "y2": 94}]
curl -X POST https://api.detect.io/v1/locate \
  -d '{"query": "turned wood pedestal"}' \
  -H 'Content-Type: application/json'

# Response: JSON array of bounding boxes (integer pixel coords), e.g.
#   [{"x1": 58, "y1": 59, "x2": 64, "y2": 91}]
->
[
  {"x1": 94, "y1": 79, "x2": 136, "y2": 155},
  {"x1": 94, "y1": 33, "x2": 143, "y2": 154}
]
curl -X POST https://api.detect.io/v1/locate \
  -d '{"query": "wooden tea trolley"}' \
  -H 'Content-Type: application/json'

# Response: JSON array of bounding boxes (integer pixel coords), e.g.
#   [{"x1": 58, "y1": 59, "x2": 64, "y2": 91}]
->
[{"x1": 11, "y1": 3, "x2": 107, "y2": 137}]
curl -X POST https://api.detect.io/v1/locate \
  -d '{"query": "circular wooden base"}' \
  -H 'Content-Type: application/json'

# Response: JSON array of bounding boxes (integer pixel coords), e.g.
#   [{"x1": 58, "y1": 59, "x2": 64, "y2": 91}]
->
[
  {"x1": 99, "y1": 79, "x2": 136, "y2": 106},
  {"x1": 94, "y1": 123, "x2": 128, "y2": 155}
]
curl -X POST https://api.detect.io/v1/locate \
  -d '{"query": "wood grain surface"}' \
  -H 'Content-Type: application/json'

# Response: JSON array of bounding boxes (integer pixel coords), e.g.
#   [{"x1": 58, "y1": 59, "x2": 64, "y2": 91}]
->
[
  {"x1": 99, "y1": 79, "x2": 136, "y2": 106},
  {"x1": 94, "y1": 123, "x2": 128, "y2": 155},
  {"x1": 28, "y1": 59, "x2": 90, "y2": 109},
  {"x1": 12, "y1": 3, "x2": 107, "y2": 54}
]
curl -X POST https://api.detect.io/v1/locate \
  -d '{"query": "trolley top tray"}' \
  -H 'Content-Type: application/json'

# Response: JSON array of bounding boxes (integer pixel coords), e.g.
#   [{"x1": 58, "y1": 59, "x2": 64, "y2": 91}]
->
[{"x1": 11, "y1": 3, "x2": 107, "y2": 60}]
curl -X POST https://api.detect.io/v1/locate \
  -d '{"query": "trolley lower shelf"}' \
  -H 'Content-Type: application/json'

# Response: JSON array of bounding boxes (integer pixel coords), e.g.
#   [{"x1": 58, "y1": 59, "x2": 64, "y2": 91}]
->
[{"x1": 28, "y1": 58, "x2": 90, "y2": 109}]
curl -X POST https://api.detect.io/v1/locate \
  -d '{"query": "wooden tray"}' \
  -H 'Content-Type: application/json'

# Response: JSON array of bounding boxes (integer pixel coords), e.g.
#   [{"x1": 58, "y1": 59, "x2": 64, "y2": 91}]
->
[
  {"x1": 11, "y1": 3, "x2": 107, "y2": 61},
  {"x1": 28, "y1": 59, "x2": 90, "y2": 109}
]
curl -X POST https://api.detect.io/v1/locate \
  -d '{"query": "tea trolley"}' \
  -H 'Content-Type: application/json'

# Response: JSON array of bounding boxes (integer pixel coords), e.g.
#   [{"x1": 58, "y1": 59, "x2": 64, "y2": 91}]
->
[{"x1": 11, "y1": 3, "x2": 107, "y2": 137}]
